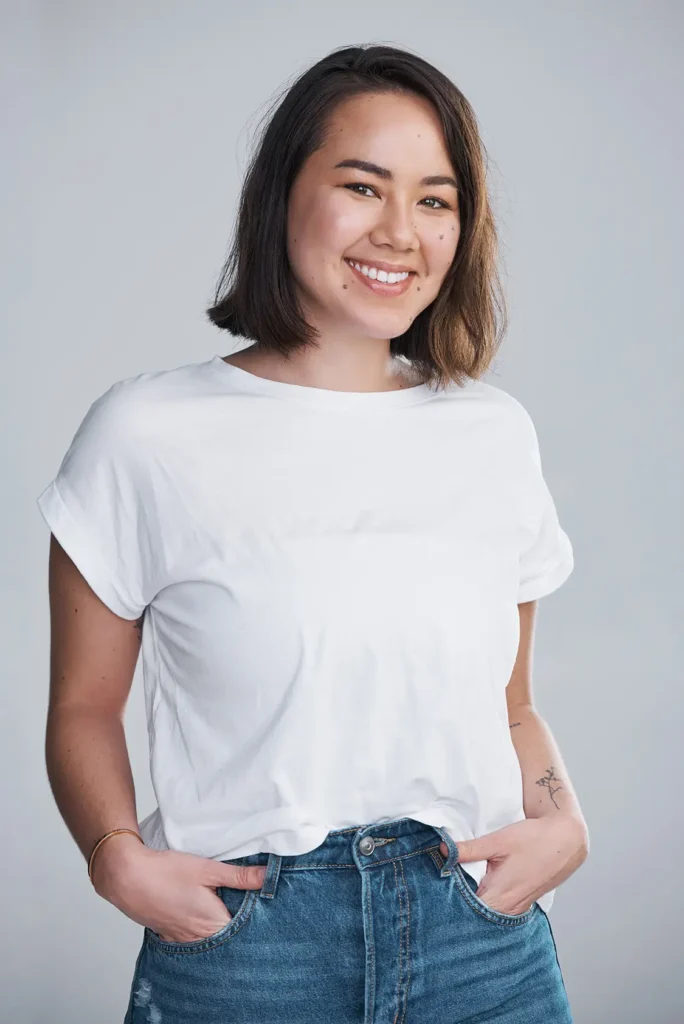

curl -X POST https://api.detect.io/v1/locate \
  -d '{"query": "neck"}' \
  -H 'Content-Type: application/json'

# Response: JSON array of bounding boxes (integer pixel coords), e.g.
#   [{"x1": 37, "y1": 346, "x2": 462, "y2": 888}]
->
[{"x1": 223, "y1": 339, "x2": 421, "y2": 394}]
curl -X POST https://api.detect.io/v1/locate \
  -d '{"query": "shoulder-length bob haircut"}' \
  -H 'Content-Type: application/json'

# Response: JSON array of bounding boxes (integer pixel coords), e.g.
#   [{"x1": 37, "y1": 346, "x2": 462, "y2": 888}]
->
[{"x1": 205, "y1": 44, "x2": 507, "y2": 389}]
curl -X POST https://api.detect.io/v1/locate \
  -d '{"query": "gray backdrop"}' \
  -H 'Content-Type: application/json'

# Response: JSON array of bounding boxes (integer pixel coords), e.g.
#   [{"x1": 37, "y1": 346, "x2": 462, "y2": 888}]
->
[{"x1": 6, "y1": 1, "x2": 682, "y2": 1021}]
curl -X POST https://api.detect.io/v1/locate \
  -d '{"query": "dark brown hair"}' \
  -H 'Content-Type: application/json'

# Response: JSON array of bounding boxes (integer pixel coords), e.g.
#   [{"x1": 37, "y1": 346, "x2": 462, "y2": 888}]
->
[{"x1": 205, "y1": 44, "x2": 507, "y2": 389}]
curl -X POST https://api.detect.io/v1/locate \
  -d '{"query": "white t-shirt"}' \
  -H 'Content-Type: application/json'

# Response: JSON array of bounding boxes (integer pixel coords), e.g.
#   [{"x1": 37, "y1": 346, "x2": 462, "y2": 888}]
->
[{"x1": 37, "y1": 352, "x2": 574, "y2": 913}]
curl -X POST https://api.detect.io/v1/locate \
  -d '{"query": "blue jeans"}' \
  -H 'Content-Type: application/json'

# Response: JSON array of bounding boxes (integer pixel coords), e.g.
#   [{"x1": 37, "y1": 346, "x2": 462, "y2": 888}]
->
[{"x1": 124, "y1": 816, "x2": 572, "y2": 1022}]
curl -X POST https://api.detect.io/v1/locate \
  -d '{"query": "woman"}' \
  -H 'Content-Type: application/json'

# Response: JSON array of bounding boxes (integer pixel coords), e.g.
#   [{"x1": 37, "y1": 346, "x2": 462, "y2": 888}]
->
[{"x1": 38, "y1": 43, "x2": 588, "y2": 1024}]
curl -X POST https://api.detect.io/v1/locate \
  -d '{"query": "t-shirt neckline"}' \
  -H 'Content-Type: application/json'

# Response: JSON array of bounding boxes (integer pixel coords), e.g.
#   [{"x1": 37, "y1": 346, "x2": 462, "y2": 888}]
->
[{"x1": 209, "y1": 354, "x2": 438, "y2": 409}]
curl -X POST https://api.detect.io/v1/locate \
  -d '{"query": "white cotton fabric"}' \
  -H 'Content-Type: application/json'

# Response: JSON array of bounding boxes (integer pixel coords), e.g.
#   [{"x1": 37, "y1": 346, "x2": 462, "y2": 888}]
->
[{"x1": 36, "y1": 353, "x2": 574, "y2": 913}]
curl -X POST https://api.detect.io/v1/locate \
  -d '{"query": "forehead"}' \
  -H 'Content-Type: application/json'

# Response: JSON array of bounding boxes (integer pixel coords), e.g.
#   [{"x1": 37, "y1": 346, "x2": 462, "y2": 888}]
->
[{"x1": 318, "y1": 92, "x2": 454, "y2": 172}]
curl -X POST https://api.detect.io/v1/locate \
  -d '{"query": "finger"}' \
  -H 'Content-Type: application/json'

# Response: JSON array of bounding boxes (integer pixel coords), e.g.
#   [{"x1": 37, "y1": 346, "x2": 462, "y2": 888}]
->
[
  {"x1": 477, "y1": 887, "x2": 534, "y2": 915},
  {"x1": 475, "y1": 869, "x2": 534, "y2": 911},
  {"x1": 474, "y1": 865, "x2": 496, "y2": 897}
]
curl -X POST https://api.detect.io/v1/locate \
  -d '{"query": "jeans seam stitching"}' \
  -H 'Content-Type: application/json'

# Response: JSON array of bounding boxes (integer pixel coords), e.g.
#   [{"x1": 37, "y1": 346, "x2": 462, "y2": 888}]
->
[
  {"x1": 392, "y1": 860, "x2": 402, "y2": 1023},
  {"x1": 398, "y1": 856, "x2": 410, "y2": 1024}
]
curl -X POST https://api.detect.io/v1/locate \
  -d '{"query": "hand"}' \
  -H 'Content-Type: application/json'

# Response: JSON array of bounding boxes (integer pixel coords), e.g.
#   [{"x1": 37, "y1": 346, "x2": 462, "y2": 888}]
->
[
  {"x1": 90, "y1": 834, "x2": 268, "y2": 943},
  {"x1": 439, "y1": 816, "x2": 589, "y2": 916}
]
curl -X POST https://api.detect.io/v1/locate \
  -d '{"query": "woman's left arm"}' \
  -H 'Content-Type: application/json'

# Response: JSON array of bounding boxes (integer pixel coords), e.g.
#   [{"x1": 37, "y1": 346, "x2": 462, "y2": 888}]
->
[
  {"x1": 507, "y1": 600, "x2": 588, "y2": 832},
  {"x1": 441, "y1": 600, "x2": 590, "y2": 914}
]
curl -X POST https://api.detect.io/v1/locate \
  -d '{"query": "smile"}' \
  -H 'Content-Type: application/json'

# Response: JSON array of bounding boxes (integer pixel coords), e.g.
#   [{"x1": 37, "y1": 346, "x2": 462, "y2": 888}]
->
[{"x1": 344, "y1": 258, "x2": 416, "y2": 297}]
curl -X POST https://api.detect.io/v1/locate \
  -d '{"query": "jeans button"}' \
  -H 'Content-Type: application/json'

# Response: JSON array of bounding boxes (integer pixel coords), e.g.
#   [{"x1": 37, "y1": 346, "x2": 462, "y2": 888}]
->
[{"x1": 359, "y1": 836, "x2": 375, "y2": 855}]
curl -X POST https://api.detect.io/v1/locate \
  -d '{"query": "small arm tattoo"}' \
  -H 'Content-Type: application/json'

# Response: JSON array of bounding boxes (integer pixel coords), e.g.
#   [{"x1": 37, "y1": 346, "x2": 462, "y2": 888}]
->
[
  {"x1": 509, "y1": 722, "x2": 521, "y2": 728},
  {"x1": 536, "y1": 766, "x2": 564, "y2": 809}
]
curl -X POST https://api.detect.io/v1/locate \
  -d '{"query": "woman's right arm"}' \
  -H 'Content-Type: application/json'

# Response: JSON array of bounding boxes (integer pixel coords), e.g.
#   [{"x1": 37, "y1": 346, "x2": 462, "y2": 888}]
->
[
  {"x1": 44, "y1": 533, "x2": 267, "y2": 942},
  {"x1": 45, "y1": 531, "x2": 148, "y2": 887}
]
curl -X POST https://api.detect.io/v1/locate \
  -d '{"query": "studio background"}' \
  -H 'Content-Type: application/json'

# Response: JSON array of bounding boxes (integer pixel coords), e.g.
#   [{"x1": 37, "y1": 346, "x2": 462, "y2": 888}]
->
[{"x1": 5, "y1": 2, "x2": 681, "y2": 1021}]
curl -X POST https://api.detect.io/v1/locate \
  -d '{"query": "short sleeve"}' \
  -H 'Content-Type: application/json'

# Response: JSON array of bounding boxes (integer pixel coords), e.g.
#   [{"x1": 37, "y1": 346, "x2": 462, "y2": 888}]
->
[
  {"x1": 516, "y1": 409, "x2": 574, "y2": 604},
  {"x1": 36, "y1": 379, "x2": 162, "y2": 619}
]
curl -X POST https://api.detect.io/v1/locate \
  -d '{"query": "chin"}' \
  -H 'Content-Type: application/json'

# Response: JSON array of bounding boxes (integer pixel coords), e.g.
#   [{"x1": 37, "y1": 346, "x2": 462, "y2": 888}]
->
[{"x1": 345, "y1": 311, "x2": 416, "y2": 339}]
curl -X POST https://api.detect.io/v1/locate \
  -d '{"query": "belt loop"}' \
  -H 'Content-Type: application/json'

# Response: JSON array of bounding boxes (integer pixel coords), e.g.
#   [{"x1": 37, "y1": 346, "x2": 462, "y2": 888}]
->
[
  {"x1": 259, "y1": 852, "x2": 282, "y2": 899},
  {"x1": 432, "y1": 826, "x2": 459, "y2": 878}
]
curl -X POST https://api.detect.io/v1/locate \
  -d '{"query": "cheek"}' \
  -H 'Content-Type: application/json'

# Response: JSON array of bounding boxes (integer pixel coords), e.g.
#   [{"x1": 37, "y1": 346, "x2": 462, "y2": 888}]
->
[
  {"x1": 427, "y1": 220, "x2": 460, "y2": 267},
  {"x1": 290, "y1": 198, "x2": 358, "y2": 276},
  {"x1": 414, "y1": 230, "x2": 458, "y2": 293},
  {"x1": 296, "y1": 190, "x2": 360, "y2": 246},
  {"x1": 318, "y1": 200, "x2": 368, "y2": 258},
  {"x1": 296, "y1": 224, "x2": 370, "y2": 295}
]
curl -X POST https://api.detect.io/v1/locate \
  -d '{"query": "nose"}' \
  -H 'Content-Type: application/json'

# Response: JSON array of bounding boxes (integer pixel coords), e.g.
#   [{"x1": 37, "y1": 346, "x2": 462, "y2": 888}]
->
[{"x1": 370, "y1": 196, "x2": 418, "y2": 252}]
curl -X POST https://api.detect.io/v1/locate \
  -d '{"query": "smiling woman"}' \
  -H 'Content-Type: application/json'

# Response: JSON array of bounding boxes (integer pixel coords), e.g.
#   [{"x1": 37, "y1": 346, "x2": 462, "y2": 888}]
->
[
  {"x1": 36, "y1": 42, "x2": 585, "y2": 1024},
  {"x1": 320, "y1": 99, "x2": 462, "y2": 310},
  {"x1": 205, "y1": 47, "x2": 505, "y2": 391}
]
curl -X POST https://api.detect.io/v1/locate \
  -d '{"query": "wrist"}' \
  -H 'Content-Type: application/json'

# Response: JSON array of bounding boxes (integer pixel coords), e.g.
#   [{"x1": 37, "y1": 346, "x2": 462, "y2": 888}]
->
[{"x1": 89, "y1": 832, "x2": 147, "y2": 893}]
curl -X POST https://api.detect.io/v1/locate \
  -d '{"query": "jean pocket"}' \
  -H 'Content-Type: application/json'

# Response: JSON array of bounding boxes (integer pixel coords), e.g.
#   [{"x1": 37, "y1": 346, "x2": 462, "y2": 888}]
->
[
  {"x1": 430, "y1": 845, "x2": 538, "y2": 928},
  {"x1": 454, "y1": 863, "x2": 538, "y2": 926},
  {"x1": 144, "y1": 886, "x2": 259, "y2": 954}
]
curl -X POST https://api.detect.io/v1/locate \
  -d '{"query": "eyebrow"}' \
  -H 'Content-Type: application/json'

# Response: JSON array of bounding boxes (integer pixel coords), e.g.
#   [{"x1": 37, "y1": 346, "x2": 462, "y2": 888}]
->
[{"x1": 334, "y1": 158, "x2": 458, "y2": 191}]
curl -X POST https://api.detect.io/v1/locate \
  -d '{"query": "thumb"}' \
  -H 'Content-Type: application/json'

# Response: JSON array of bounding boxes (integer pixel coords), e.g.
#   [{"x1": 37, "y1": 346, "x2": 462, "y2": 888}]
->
[
  {"x1": 205, "y1": 861, "x2": 268, "y2": 890},
  {"x1": 453, "y1": 833, "x2": 501, "y2": 864}
]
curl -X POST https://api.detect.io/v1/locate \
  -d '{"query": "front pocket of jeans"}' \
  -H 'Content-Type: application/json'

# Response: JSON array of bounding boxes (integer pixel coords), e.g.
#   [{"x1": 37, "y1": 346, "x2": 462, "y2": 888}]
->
[
  {"x1": 144, "y1": 886, "x2": 259, "y2": 953},
  {"x1": 454, "y1": 864, "x2": 538, "y2": 926}
]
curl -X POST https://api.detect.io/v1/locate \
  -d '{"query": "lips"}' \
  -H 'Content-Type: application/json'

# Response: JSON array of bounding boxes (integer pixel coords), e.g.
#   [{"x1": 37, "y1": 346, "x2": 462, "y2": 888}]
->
[
  {"x1": 344, "y1": 258, "x2": 416, "y2": 297},
  {"x1": 345, "y1": 258, "x2": 417, "y2": 275}
]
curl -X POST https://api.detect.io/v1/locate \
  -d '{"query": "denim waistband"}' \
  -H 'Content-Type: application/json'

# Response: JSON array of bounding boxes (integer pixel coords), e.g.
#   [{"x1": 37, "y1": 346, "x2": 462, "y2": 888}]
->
[{"x1": 220, "y1": 816, "x2": 460, "y2": 899}]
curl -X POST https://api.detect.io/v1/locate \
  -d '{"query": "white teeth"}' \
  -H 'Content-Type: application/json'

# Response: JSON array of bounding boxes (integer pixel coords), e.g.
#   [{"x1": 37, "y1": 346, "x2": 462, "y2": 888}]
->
[{"x1": 347, "y1": 259, "x2": 410, "y2": 284}]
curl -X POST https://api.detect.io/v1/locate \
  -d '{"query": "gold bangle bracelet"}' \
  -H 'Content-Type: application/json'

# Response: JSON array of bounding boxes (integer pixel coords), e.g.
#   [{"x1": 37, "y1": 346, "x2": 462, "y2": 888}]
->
[{"x1": 88, "y1": 828, "x2": 144, "y2": 883}]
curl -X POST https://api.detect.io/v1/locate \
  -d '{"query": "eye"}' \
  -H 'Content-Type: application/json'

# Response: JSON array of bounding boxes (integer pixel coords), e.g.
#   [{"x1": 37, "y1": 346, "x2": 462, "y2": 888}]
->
[
  {"x1": 343, "y1": 183, "x2": 452, "y2": 210},
  {"x1": 344, "y1": 182, "x2": 377, "y2": 198},
  {"x1": 422, "y1": 196, "x2": 453, "y2": 211}
]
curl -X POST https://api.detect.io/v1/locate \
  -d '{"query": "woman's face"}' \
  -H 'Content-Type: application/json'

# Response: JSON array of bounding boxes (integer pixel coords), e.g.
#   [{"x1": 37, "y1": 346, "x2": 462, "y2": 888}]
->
[{"x1": 286, "y1": 90, "x2": 461, "y2": 344}]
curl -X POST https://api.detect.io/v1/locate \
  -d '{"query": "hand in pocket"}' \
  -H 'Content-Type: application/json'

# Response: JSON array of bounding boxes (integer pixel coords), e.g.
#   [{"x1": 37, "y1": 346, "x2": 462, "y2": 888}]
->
[{"x1": 91, "y1": 841, "x2": 267, "y2": 943}]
